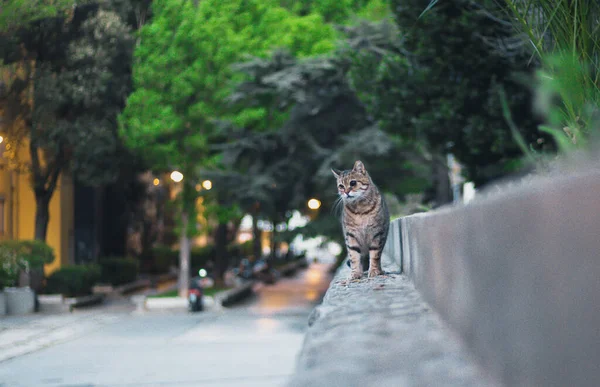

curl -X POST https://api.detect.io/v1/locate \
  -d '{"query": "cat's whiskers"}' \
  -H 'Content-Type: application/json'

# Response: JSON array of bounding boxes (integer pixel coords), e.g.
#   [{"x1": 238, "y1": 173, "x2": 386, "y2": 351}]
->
[{"x1": 331, "y1": 195, "x2": 344, "y2": 216}]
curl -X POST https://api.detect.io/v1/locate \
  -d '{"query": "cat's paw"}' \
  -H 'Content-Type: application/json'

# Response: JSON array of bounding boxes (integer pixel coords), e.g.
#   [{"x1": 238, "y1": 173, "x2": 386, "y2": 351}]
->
[
  {"x1": 350, "y1": 270, "x2": 363, "y2": 280},
  {"x1": 368, "y1": 268, "x2": 383, "y2": 278}
]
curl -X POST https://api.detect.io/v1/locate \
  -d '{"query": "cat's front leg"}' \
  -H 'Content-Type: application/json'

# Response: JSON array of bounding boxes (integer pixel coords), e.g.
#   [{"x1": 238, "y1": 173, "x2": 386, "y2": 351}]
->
[
  {"x1": 368, "y1": 248, "x2": 383, "y2": 278},
  {"x1": 345, "y1": 232, "x2": 363, "y2": 279},
  {"x1": 347, "y1": 247, "x2": 363, "y2": 279},
  {"x1": 367, "y1": 231, "x2": 385, "y2": 277}
]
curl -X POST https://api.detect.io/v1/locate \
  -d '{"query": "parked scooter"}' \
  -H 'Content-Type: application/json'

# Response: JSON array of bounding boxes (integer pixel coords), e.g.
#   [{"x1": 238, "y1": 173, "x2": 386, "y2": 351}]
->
[{"x1": 188, "y1": 274, "x2": 204, "y2": 312}]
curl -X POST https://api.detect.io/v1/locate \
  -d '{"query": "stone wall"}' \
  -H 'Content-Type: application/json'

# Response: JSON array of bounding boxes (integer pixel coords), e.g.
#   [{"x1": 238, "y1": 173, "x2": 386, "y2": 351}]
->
[
  {"x1": 290, "y1": 166, "x2": 600, "y2": 387},
  {"x1": 287, "y1": 256, "x2": 498, "y2": 387},
  {"x1": 400, "y1": 169, "x2": 600, "y2": 387}
]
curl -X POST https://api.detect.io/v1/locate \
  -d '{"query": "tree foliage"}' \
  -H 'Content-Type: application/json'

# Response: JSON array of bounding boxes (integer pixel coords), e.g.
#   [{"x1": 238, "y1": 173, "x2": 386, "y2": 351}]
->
[
  {"x1": 120, "y1": 0, "x2": 338, "y2": 283},
  {"x1": 221, "y1": 47, "x2": 431, "y2": 245},
  {"x1": 373, "y1": 0, "x2": 548, "y2": 185},
  {"x1": 0, "y1": 0, "x2": 77, "y2": 33},
  {"x1": 0, "y1": 1, "x2": 145, "y2": 240},
  {"x1": 120, "y1": 0, "x2": 335, "y2": 170}
]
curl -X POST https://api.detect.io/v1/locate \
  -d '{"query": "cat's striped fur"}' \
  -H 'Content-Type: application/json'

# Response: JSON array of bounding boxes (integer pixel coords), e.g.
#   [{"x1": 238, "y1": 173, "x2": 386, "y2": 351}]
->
[{"x1": 332, "y1": 160, "x2": 389, "y2": 279}]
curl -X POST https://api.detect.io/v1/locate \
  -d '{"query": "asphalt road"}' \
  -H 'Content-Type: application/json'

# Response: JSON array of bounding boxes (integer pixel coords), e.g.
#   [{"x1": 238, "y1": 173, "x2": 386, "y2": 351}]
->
[{"x1": 0, "y1": 263, "x2": 332, "y2": 387}]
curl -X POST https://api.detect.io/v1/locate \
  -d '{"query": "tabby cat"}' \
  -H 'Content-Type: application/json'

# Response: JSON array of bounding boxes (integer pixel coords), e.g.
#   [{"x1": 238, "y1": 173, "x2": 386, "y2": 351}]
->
[{"x1": 332, "y1": 160, "x2": 389, "y2": 279}]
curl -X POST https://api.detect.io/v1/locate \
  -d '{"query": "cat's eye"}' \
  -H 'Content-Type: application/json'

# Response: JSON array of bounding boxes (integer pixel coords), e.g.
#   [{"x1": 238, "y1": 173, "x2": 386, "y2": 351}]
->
[
  {"x1": 338, "y1": 184, "x2": 344, "y2": 189},
  {"x1": 350, "y1": 180, "x2": 357, "y2": 187}
]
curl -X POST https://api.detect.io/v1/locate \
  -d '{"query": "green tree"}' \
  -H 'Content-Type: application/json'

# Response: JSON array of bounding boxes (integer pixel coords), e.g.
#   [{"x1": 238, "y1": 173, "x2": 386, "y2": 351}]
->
[
  {"x1": 279, "y1": 0, "x2": 388, "y2": 23},
  {"x1": 223, "y1": 49, "x2": 431, "y2": 252},
  {"x1": 0, "y1": 0, "x2": 76, "y2": 33},
  {"x1": 120, "y1": 0, "x2": 336, "y2": 292},
  {"x1": 358, "y1": 0, "x2": 546, "y2": 188}
]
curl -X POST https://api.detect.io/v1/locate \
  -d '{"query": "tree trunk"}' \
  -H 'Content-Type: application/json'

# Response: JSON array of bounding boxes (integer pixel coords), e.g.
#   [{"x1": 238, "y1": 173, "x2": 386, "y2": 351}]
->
[
  {"x1": 178, "y1": 211, "x2": 190, "y2": 298},
  {"x1": 271, "y1": 237, "x2": 281, "y2": 264},
  {"x1": 252, "y1": 214, "x2": 261, "y2": 260},
  {"x1": 214, "y1": 221, "x2": 228, "y2": 286},
  {"x1": 34, "y1": 195, "x2": 50, "y2": 241},
  {"x1": 269, "y1": 217, "x2": 278, "y2": 263},
  {"x1": 30, "y1": 138, "x2": 63, "y2": 242}
]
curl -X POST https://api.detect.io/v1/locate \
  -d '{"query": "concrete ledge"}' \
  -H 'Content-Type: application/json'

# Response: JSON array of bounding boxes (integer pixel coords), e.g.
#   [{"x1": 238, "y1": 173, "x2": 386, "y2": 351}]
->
[
  {"x1": 217, "y1": 281, "x2": 255, "y2": 307},
  {"x1": 399, "y1": 168, "x2": 600, "y2": 387},
  {"x1": 64, "y1": 294, "x2": 104, "y2": 310},
  {"x1": 38, "y1": 294, "x2": 69, "y2": 313},
  {"x1": 38, "y1": 294, "x2": 104, "y2": 313},
  {"x1": 278, "y1": 259, "x2": 308, "y2": 277},
  {"x1": 93, "y1": 274, "x2": 178, "y2": 297},
  {"x1": 288, "y1": 262, "x2": 496, "y2": 387},
  {"x1": 113, "y1": 279, "x2": 151, "y2": 295},
  {"x1": 144, "y1": 296, "x2": 188, "y2": 310},
  {"x1": 132, "y1": 280, "x2": 256, "y2": 312},
  {"x1": 136, "y1": 295, "x2": 217, "y2": 312},
  {"x1": 291, "y1": 167, "x2": 600, "y2": 387}
]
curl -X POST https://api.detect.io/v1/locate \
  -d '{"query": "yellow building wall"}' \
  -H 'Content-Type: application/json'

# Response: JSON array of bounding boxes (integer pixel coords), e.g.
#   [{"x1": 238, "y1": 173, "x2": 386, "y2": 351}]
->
[
  {"x1": 0, "y1": 141, "x2": 74, "y2": 276},
  {"x1": 15, "y1": 172, "x2": 73, "y2": 275},
  {"x1": 60, "y1": 175, "x2": 74, "y2": 273}
]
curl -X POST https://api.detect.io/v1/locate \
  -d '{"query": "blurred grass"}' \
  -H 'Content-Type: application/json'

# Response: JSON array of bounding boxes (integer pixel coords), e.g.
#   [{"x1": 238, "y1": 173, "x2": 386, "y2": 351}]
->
[{"x1": 148, "y1": 286, "x2": 233, "y2": 298}]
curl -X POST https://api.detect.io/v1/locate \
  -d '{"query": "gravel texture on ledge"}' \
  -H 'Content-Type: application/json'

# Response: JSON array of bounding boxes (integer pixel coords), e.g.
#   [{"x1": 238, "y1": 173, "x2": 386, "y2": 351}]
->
[{"x1": 287, "y1": 261, "x2": 500, "y2": 387}]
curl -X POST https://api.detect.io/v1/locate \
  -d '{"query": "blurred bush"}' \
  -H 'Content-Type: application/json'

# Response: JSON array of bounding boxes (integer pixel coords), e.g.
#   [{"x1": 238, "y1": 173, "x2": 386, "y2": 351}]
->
[
  {"x1": 0, "y1": 240, "x2": 55, "y2": 289},
  {"x1": 98, "y1": 257, "x2": 139, "y2": 286},
  {"x1": 0, "y1": 247, "x2": 21, "y2": 289},
  {"x1": 45, "y1": 264, "x2": 101, "y2": 297},
  {"x1": 226, "y1": 241, "x2": 253, "y2": 260},
  {"x1": 191, "y1": 245, "x2": 215, "y2": 271},
  {"x1": 0, "y1": 240, "x2": 55, "y2": 269},
  {"x1": 145, "y1": 245, "x2": 178, "y2": 274}
]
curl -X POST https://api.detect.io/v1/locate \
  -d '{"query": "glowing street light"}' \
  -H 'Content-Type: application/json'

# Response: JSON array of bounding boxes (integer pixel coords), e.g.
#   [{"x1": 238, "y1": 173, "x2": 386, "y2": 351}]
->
[
  {"x1": 308, "y1": 198, "x2": 321, "y2": 210},
  {"x1": 0, "y1": 136, "x2": 4, "y2": 144},
  {"x1": 153, "y1": 178, "x2": 160, "y2": 186},
  {"x1": 202, "y1": 180, "x2": 212, "y2": 190},
  {"x1": 170, "y1": 170, "x2": 183, "y2": 183}
]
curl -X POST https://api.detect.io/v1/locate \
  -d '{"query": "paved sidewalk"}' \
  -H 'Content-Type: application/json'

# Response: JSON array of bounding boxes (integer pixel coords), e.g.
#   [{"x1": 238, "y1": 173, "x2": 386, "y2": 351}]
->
[
  {"x1": 0, "y1": 265, "x2": 331, "y2": 387},
  {"x1": 0, "y1": 309, "x2": 126, "y2": 363}
]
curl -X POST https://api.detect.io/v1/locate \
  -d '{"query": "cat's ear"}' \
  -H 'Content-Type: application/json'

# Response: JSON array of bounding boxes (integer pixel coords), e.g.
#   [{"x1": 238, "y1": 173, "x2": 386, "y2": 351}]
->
[
  {"x1": 353, "y1": 160, "x2": 366, "y2": 175},
  {"x1": 331, "y1": 168, "x2": 341, "y2": 179}
]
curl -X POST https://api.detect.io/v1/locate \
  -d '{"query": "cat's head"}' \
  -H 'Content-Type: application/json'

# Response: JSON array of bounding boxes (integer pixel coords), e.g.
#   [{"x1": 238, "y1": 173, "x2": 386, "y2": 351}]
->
[{"x1": 331, "y1": 160, "x2": 372, "y2": 202}]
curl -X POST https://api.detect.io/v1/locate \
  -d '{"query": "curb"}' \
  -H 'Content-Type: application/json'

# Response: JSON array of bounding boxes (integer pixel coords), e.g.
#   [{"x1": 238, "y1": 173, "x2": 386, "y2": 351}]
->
[
  {"x1": 38, "y1": 294, "x2": 105, "y2": 313},
  {"x1": 64, "y1": 294, "x2": 105, "y2": 311},
  {"x1": 277, "y1": 260, "x2": 307, "y2": 277},
  {"x1": 131, "y1": 295, "x2": 217, "y2": 312},
  {"x1": 93, "y1": 273, "x2": 179, "y2": 297},
  {"x1": 113, "y1": 279, "x2": 151, "y2": 295},
  {"x1": 216, "y1": 281, "x2": 255, "y2": 307},
  {"x1": 129, "y1": 280, "x2": 257, "y2": 312}
]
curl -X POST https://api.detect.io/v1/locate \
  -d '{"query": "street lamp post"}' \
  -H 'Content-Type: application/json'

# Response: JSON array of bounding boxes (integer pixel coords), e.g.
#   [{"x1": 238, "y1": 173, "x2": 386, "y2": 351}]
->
[{"x1": 171, "y1": 170, "x2": 190, "y2": 299}]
